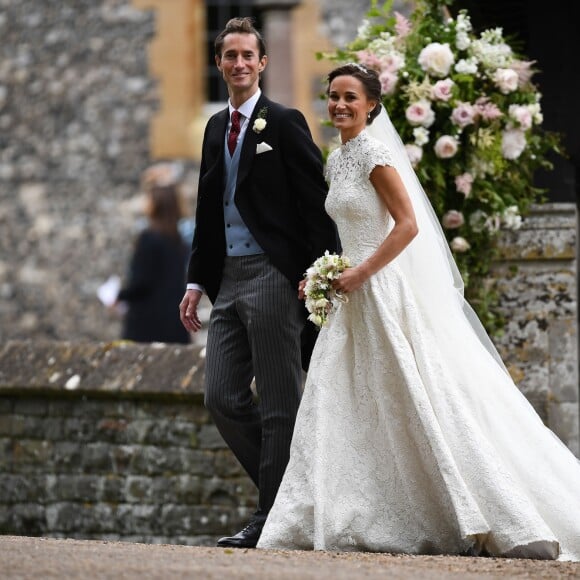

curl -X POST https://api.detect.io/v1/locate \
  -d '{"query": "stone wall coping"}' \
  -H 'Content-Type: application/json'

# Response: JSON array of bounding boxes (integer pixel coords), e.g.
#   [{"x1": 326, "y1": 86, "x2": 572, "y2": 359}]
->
[{"x1": 0, "y1": 340, "x2": 205, "y2": 400}]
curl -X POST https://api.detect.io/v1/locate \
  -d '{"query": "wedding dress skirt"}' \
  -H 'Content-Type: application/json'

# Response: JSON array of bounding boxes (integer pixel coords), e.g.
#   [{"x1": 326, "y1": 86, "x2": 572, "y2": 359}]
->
[{"x1": 257, "y1": 132, "x2": 580, "y2": 560}]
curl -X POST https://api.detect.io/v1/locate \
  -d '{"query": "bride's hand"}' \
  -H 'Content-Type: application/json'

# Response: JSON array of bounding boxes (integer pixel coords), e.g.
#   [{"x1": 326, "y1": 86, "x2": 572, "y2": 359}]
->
[{"x1": 333, "y1": 266, "x2": 368, "y2": 294}]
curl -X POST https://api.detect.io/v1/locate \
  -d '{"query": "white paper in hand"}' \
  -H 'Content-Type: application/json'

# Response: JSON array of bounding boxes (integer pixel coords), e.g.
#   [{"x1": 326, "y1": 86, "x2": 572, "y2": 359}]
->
[{"x1": 97, "y1": 275, "x2": 121, "y2": 307}]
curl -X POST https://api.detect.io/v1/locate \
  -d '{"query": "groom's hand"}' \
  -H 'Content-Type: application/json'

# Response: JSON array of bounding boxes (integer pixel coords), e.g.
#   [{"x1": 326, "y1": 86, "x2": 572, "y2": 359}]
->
[
  {"x1": 298, "y1": 279, "x2": 307, "y2": 300},
  {"x1": 179, "y1": 289, "x2": 203, "y2": 333}
]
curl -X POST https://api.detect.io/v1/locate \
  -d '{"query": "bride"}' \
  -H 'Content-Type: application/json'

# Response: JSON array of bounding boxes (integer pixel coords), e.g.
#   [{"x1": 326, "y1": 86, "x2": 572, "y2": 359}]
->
[{"x1": 256, "y1": 63, "x2": 580, "y2": 560}]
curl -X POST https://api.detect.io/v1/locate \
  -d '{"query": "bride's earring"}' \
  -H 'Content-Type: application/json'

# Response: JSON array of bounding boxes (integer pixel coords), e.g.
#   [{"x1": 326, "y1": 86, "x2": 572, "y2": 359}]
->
[{"x1": 367, "y1": 111, "x2": 371, "y2": 119}]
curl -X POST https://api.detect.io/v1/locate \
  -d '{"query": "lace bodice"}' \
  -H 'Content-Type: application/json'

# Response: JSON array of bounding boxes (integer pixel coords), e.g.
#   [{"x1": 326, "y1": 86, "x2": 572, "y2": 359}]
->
[{"x1": 325, "y1": 131, "x2": 394, "y2": 264}]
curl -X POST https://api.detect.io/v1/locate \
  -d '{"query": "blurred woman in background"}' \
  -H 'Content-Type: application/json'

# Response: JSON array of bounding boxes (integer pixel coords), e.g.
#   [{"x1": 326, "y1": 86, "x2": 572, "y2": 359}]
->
[{"x1": 116, "y1": 165, "x2": 191, "y2": 344}]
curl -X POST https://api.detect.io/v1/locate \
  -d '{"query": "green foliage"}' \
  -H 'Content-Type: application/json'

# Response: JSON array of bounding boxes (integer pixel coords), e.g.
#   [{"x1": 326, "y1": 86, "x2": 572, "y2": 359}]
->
[{"x1": 322, "y1": 0, "x2": 563, "y2": 334}]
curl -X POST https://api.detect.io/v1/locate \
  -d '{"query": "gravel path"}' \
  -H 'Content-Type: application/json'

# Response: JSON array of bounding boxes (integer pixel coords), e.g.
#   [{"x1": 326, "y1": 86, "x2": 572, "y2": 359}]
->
[{"x1": 1, "y1": 536, "x2": 580, "y2": 579}]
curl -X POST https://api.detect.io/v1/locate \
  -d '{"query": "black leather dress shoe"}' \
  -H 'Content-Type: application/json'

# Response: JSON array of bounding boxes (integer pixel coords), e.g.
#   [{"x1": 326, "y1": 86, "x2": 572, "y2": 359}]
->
[{"x1": 216, "y1": 518, "x2": 265, "y2": 549}]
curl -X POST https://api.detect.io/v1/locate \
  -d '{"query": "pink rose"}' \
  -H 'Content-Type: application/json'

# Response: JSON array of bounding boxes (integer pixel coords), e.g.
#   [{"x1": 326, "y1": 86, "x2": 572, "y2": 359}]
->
[
  {"x1": 431, "y1": 79, "x2": 455, "y2": 102},
  {"x1": 405, "y1": 144, "x2": 423, "y2": 168},
  {"x1": 405, "y1": 100, "x2": 435, "y2": 128},
  {"x1": 434, "y1": 135, "x2": 458, "y2": 158},
  {"x1": 379, "y1": 70, "x2": 398, "y2": 95},
  {"x1": 442, "y1": 210, "x2": 465, "y2": 229},
  {"x1": 451, "y1": 102, "x2": 476, "y2": 128},
  {"x1": 455, "y1": 173, "x2": 474, "y2": 197}
]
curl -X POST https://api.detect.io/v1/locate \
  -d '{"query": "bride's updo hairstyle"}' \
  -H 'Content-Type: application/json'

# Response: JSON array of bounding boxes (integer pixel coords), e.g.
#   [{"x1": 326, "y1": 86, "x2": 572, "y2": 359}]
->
[{"x1": 327, "y1": 63, "x2": 382, "y2": 125}]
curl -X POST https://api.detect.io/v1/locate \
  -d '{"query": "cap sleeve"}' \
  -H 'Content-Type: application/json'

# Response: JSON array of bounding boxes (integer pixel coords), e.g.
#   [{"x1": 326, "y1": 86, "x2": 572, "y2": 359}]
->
[{"x1": 363, "y1": 138, "x2": 394, "y2": 177}]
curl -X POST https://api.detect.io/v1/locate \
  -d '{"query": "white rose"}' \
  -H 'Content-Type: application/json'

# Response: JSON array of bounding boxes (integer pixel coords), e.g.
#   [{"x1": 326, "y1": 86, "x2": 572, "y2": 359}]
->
[
  {"x1": 418, "y1": 42, "x2": 455, "y2": 78},
  {"x1": 315, "y1": 298, "x2": 329, "y2": 309},
  {"x1": 405, "y1": 144, "x2": 423, "y2": 168},
  {"x1": 450, "y1": 237, "x2": 471, "y2": 252},
  {"x1": 253, "y1": 118, "x2": 267, "y2": 132},
  {"x1": 434, "y1": 135, "x2": 458, "y2": 159},
  {"x1": 501, "y1": 129, "x2": 526, "y2": 160},
  {"x1": 493, "y1": 68, "x2": 518, "y2": 94}
]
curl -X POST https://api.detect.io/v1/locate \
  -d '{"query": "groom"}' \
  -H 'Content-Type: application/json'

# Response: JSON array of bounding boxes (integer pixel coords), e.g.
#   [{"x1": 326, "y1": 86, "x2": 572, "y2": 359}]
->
[{"x1": 179, "y1": 17, "x2": 339, "y2": 548}]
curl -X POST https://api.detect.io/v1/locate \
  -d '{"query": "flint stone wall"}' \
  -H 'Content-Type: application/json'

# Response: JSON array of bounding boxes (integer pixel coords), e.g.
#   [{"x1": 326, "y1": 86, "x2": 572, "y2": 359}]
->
[
  {"x1": 0, "y1": 340, "x2": 257, "y2": 544},
  {"x1": 492, "y1": 203, "x2": 578, "y2": 456},
  {"x1": 0, "y1": 0, "x2": 181, "y2": 343}
]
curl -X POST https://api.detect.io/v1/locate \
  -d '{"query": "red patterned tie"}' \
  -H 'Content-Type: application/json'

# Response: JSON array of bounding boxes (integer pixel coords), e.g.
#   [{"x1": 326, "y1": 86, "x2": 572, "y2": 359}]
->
[{"x1": 228, "y1": 110, "x2": 241, "y2": 156}]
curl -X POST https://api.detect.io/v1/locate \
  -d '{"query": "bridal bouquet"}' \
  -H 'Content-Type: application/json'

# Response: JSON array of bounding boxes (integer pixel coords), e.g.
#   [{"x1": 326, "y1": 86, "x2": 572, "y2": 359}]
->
[
  {"x1": 319, "y1": 0, "x2": 563, "y2": 333},
  {"x1": 304, "y1": 252, "x2": 351, "y2": 327}
]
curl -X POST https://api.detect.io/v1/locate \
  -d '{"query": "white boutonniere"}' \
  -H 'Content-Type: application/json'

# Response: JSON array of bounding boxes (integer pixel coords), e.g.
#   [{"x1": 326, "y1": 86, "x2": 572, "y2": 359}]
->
[
  {"x1": 253, "y1": 106, "x2": 268, "y2": 133},
  {"x1": 256, "y1": 142, "x2": 273, "y2": 155}
]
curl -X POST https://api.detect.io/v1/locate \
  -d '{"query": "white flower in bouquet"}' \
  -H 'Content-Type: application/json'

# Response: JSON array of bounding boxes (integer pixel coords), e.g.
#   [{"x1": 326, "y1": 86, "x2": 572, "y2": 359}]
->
[
  {"x1": 418, "y1": 42, "x2": 455, "y2": 77},
  {"x1": 508, "y1": 104, "x2": 533, "y2": 130},
  {"x1": 450, "y1": 236, "x2": 471, "y2": 252},
  {"x1": 304, "y1": 252, "x2": 351, "y2": 328},
  {"x1": 501, "y1": 128, "x2": 527, "y2": 160},
  {"x1": 321, "y1": 0, "x2": 563, "y2": 333},
  {"x1": 455, "y1": 31, "x2": 470, "y2": 51},
  {"x1": 454, "y1": 57, "x2": 478, "y2": 75},
  {"x1": 493, "y1": 68, "x2": 519, "y2": 94},
  {"x1": 413, "y1": 127, "x2": 430, "y2": 146},
  {"x1": 469, "y1": 209, "x2": 488, "y2": 233},
  {"x1": 502, "y1": 205, "x2": 523, "y2": 230}
]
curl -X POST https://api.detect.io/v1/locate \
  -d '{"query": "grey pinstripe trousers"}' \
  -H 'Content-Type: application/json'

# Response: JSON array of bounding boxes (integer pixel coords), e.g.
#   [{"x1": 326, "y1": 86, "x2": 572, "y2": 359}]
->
[{"x1": 204, "y1": 255, "x2": 304, "y2": 516}]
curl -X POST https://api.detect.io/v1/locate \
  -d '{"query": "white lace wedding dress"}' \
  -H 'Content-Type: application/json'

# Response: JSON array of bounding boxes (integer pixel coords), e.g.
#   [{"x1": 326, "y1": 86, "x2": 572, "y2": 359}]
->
[{"x1": 257, "y1": 131, "x2": 580, "y2": 560}]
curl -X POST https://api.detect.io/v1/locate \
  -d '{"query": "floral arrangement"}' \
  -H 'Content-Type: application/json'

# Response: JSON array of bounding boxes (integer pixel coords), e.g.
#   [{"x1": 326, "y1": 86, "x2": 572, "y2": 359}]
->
[
  {"x1": 319, "y1": 0, "x2": 562, "y2": 333},
  {"x1": 304, "y1": 251, "x2": 351, "y2": 327}
]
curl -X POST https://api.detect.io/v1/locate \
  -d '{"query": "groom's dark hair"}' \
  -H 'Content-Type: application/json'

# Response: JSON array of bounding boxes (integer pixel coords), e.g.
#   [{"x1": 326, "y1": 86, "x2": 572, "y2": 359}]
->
[
  {"x1": 327, "y1": 64, "x2": 382, "y2": 125},
  {"x1": 215, "y1": 17, "x2": 267, "y2": 59}
]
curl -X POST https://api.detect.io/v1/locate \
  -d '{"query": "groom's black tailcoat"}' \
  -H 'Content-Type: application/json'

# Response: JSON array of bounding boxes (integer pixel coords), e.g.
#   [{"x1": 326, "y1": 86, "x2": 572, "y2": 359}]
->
[
  {"x1": 186, "y1": 94, "x2": 339, "y2": 516},
  {"x1": 188, "y1": 94, "x2": 339, "y2": 367}
]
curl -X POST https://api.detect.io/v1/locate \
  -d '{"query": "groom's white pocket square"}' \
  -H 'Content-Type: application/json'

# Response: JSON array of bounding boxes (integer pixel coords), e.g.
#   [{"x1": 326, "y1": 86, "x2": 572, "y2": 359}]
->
[{"x1": 256, "y1": 142, "x2": 273, "y2": 155}]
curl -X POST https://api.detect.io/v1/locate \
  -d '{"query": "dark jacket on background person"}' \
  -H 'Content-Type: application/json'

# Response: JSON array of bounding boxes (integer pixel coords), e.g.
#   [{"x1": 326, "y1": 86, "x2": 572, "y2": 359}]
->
[{"x1": 119, "y1": 229, "x2": 190, "y2": 344}]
